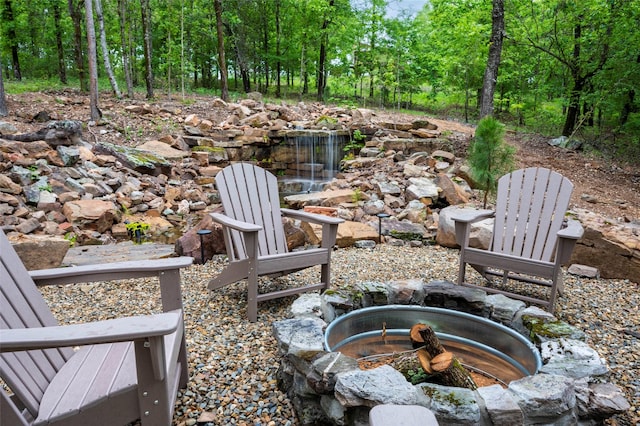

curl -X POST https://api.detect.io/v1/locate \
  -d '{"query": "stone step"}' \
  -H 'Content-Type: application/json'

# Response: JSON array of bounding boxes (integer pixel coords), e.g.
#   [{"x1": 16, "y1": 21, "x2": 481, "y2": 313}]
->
[{"x1": 62, "y1": 242, "x2": 177, "y2": 266}]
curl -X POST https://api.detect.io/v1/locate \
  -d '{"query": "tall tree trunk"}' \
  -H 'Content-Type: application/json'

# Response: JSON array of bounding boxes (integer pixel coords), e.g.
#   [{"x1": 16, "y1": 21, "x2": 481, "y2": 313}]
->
[
  {"x1": 3, "y1": 0, "x2": 22, "y2": 80},
  {"x1": 27, "y1": 9, "x2": 39, "y2": 60},
  {"x1": 562, "y1": 23, "x2": 583, "y2": 137},
  {"x1": 262, "y1": 1, "x2": 269, "y2": 91},
  {"x1": 275, "y1": 0, "x2": 281, "y2": 98},
  {"x1": 464, "y1": 68, "x2": 470, "y2": 122},
  {"x1": 316, "y1": 0, "x2": 334, "y2": 101},
  {"x1": 214, "y1": 0, "x2": 229, "y2": 101},
  {"x1": 180, "y1": 0, "x2": 185, "y2": 98},
  {"x1": 167, "y1": 30, "x2": 173, "y2": 99},
  {"x1": 94, "y1": 0, "x2": 122, "y2": 98},
  {"x1": 240, "y1": 65, "x2": 251, "y2": 92},
  {"x1": 368, "y1": 31, "x2": 376, "y2": 98},
  {"x1": 299, "y1": 40, "x2": 306, "y2": 99},
  {"x1": 53, "y1": 2, "x2": 67, "y2": 84},
  {"x1": 317, "y1": 40, "x2": 327, "y2": 101},
  {"x1": 562, "y1": 75, "x2": 584, "y2": 136},
  {"x1": 620, "y1": 89, "x2": 635, "y2": 126},
  {"x1": 228, "y1": 22, "x2": 251, "y2": 92},
  {"x1": 0, "y1": 66, "x2": 7, "y2": 116},
  {"x1": 68, "y1": 0, "x2": 87, "y2": 91},
  {"x1": 352, "y1": 48, "x2": 358, "y2": 98},
  {"x1": 620, "y1": 55, "x2": 638, "y2": 126},
  {"x1": 479, "y1": 0, "x2": 504, "y2": 119},
  {"x1": 117, "y1": 0, "x2": 134, "y2": 98},
  {"x1": 140, "y1": 0, "x2": 154, "y2": 98},
  {"x1": 233, "y1": 64, "x2": 238, "y2": 90},
  {"x1": 84, "y1": 0, "x2": 101, "y2": 120}
]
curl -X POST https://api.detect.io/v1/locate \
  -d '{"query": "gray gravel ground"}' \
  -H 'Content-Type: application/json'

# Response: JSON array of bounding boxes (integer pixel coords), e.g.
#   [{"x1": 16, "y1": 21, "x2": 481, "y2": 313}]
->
[{"x1": 40, "y1": 244, "x2": 639, "y2": 426}]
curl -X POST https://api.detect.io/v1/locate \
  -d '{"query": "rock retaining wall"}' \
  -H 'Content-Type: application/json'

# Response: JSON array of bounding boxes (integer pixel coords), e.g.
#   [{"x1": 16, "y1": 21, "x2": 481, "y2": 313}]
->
[
  {"x1": 272, "y1": 280, "x2": 630, "y2": 425},
  {"x1": 2, "y1": 101, "x2": 638, "y2": 281}
]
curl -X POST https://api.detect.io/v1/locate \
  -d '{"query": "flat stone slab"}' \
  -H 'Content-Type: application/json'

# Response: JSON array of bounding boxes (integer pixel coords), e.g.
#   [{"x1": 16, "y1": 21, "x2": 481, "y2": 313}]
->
[{"x1": 62, "y1": 242, "x2": 177, "y2": 266}]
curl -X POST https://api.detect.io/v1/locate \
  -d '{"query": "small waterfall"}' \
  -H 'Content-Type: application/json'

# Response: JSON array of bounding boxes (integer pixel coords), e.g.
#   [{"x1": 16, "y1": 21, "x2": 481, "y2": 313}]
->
[
  {"x1": 282, "y1": 130, "x2": 348, "y2": 195},
  {"x1": 324, "y1": 131, "x2": 338, "y2": 180}
]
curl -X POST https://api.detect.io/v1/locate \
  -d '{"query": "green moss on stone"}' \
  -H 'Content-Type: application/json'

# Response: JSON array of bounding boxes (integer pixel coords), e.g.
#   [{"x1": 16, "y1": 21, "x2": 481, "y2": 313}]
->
[
  {"x1": 421, "y1": 387, "x2": 465, "y2": 406},
  {"x1": 523, "y1": 315, "x2": 576, "y2": 341},
  {"x1": 192, "y1": 146, "x2": 226, "y2": 153},
  {"x1": 390, "y1": 230, "x2": 424, "y2": 241},
  {"x1": 103, "y1": 142, "x2": 169, "y2": 167}
]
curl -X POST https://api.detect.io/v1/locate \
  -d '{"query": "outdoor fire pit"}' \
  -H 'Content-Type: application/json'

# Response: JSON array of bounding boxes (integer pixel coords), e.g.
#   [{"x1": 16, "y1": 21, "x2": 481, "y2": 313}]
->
[
  {"x1": 272, "y1": 280, "x2": 630, "y2": 425},
  {"x1": 324, "y1": 305, "x2": 541, "y2": 386}
]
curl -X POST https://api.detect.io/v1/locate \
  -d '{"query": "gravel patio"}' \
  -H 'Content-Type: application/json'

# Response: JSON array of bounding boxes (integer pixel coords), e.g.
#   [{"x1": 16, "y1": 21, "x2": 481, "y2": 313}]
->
[{"x1": 39, "y1": 244, "x2": 639, "y2": 425}]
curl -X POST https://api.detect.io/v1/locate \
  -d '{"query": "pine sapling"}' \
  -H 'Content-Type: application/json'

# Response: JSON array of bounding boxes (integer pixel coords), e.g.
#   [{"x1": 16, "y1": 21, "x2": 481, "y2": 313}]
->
[{"x1": 467, "y1": 117, "x2": 516, "y2": 208}]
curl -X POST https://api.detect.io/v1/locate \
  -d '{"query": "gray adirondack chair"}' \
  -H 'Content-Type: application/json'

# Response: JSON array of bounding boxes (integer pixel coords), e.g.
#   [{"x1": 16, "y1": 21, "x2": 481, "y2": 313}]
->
[
  {"x1": 209, "y1": 163, "x2": 344, "y2": 322},
  {"x1": 0, "y1": 229, "x2": 193, "y2": 425},
  {"x1": 451, "y1": 167, "x2": 584, "y2": 312}
]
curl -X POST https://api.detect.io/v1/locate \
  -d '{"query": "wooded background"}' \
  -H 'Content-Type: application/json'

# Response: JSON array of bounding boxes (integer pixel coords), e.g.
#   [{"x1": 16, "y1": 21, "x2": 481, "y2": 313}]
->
[{"x1": 1, "y1": 0, "x2": 638, "y2": 158}]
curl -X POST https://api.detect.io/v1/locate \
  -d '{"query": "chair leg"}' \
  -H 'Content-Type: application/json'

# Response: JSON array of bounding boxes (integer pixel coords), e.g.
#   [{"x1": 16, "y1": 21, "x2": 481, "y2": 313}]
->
[
  {"x1": 159, "y1": 270, "x2": 188, "y2": 387},
  {"x1": 321, "y1": 262, "x2": 330, "y2": 290},
  {"x1": 244, "y1": 233, "x2": 259, "y2": 323},
  {"x1": 247, "y1": 261, "x2": 258, "y2": 323},
  {"x1": 457, "y1": 257, "x2": 466, "y2": 285},
  {"x1": 135, "y1": 339, "x2": 172, "y2": 426},
  {"x1": 548, "y1": 268, "x2": 562, "y2": 313}
]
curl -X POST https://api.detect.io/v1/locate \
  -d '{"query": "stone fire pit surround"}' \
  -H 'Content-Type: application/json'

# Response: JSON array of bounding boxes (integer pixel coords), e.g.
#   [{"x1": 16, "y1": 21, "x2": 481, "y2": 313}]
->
[{"x1": 272, "y1": 280, "x2": 630, "y2": 425}]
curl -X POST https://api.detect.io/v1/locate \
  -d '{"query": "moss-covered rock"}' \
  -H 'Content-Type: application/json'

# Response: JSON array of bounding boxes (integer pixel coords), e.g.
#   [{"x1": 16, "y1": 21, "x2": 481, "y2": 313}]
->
[
  {"x1": 522, "y1": 315, "x2": 586, "y2": 343},
  {"x1": 94, "y1": 142, "x2": 172, "y2": 176}
]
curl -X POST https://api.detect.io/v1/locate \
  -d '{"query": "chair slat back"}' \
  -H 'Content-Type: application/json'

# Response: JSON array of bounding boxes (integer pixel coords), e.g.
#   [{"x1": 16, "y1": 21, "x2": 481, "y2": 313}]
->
[
  {"x1": 215, "y1": 163, "x2": 288, "y2": 260},
  {"x1": 492, "y1": 167, "x2": 573, "y2": 262},
  {"x1": 0, "y1": 230, "x2": 73, "y2": 419}
]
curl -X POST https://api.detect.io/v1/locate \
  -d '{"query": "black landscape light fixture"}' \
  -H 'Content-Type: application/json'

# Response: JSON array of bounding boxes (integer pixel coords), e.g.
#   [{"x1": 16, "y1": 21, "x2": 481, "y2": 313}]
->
[
  {"x1": 197, "y1": 229, "x2": 212, "y2": 264},
  {"x1": 376, "y1": 213, "x2": 390, "y2": 244}
]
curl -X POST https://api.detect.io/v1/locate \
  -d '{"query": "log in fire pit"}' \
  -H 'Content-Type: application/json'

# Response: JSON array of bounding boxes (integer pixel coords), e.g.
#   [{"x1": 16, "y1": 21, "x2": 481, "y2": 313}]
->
[{"x1": 324, "y1": 305, "x2": 541, "y2": 388}]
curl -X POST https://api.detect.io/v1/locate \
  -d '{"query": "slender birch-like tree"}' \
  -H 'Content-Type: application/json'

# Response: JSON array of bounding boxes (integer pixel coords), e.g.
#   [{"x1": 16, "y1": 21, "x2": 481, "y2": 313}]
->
[
  {"x1": 117, "y1": 0, "x2": 135, "y2": 98},
  {"x1": 140, "y1": 0, "x2": 155, "y2": 98},
  {"x1": 84, "y1": 0, "x2": 102, "y2": 120},
  {"x1": 94, "y1": 0, "x2": 122, "y2": 98}
]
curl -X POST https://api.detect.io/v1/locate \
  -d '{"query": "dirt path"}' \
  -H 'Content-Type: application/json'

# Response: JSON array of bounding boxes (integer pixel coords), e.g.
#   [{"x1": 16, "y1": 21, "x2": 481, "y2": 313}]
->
[{"x1": 377, "y1": 110, "x2": 640, "y2": 221}]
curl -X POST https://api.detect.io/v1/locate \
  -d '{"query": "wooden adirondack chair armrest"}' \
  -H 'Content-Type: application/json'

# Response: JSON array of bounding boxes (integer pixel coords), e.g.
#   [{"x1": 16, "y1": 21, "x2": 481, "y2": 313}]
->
[
  {"x1": 0, "y1": 311, "x2": 182, "y2": 353},
  {"x1": 451, "y1": 209, "x2": 494, "y2": 247},
  {"x1": 210, "y1": 212, "x2": 263, "y2": 233},
  {"x1": 557, "y1": 218, "x2": 584, "y2": 240},
  {"x1": 555, "y1": 219, "x2": 584, "y2": 265},
  {"x1": 29, "y1": 257, "x2": 193, "y2": 286},
  {"x1": 450, "y1": 208, "x2": 495, "y2": 224},
  {"x1": 281, "y1": 208, "x2": 345, "y2": 226}
]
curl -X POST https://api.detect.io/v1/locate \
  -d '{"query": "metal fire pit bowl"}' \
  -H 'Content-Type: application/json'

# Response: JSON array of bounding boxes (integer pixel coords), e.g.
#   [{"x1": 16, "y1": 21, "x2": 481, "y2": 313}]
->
[{"x1": 324, "y1": 305, "x2": 542, "y2": 383}]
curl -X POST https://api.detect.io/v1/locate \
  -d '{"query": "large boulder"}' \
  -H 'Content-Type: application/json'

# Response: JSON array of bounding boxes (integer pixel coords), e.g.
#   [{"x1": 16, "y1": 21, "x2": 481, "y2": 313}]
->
[
  {"x1": 7, "y1": 233, "x2": 69, "y2": 270},
  {"x1": 93, "y1": 142, "x2": 172, "y2": 176},
  {"x1": 137, "y1": 140, "x2": 191, "y2": 160},
  {"x1": 436, "y1": 205, "x2": 493, "y2": 249},
  {"x1": 570, "y1": 209, "x2": 640, "y2": 279},
  {"x1": 435, "y1": 173, "x2": 470, "y2": 205},
  {"x1": 405, "y1": 176, "x2": 439, "y2": 205},
  {"x1": 174, "y1": 214, "x2": 226, "y2": 262},
  {"x1": 284, "y1": 189, "x2": 359, "y2": 209},
  {"x1": 62, "y1": 199, "x2": 121, "y2": 233},
  {"x1": 303, "y1": 220, "x2": 379, "y2": 248}
]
